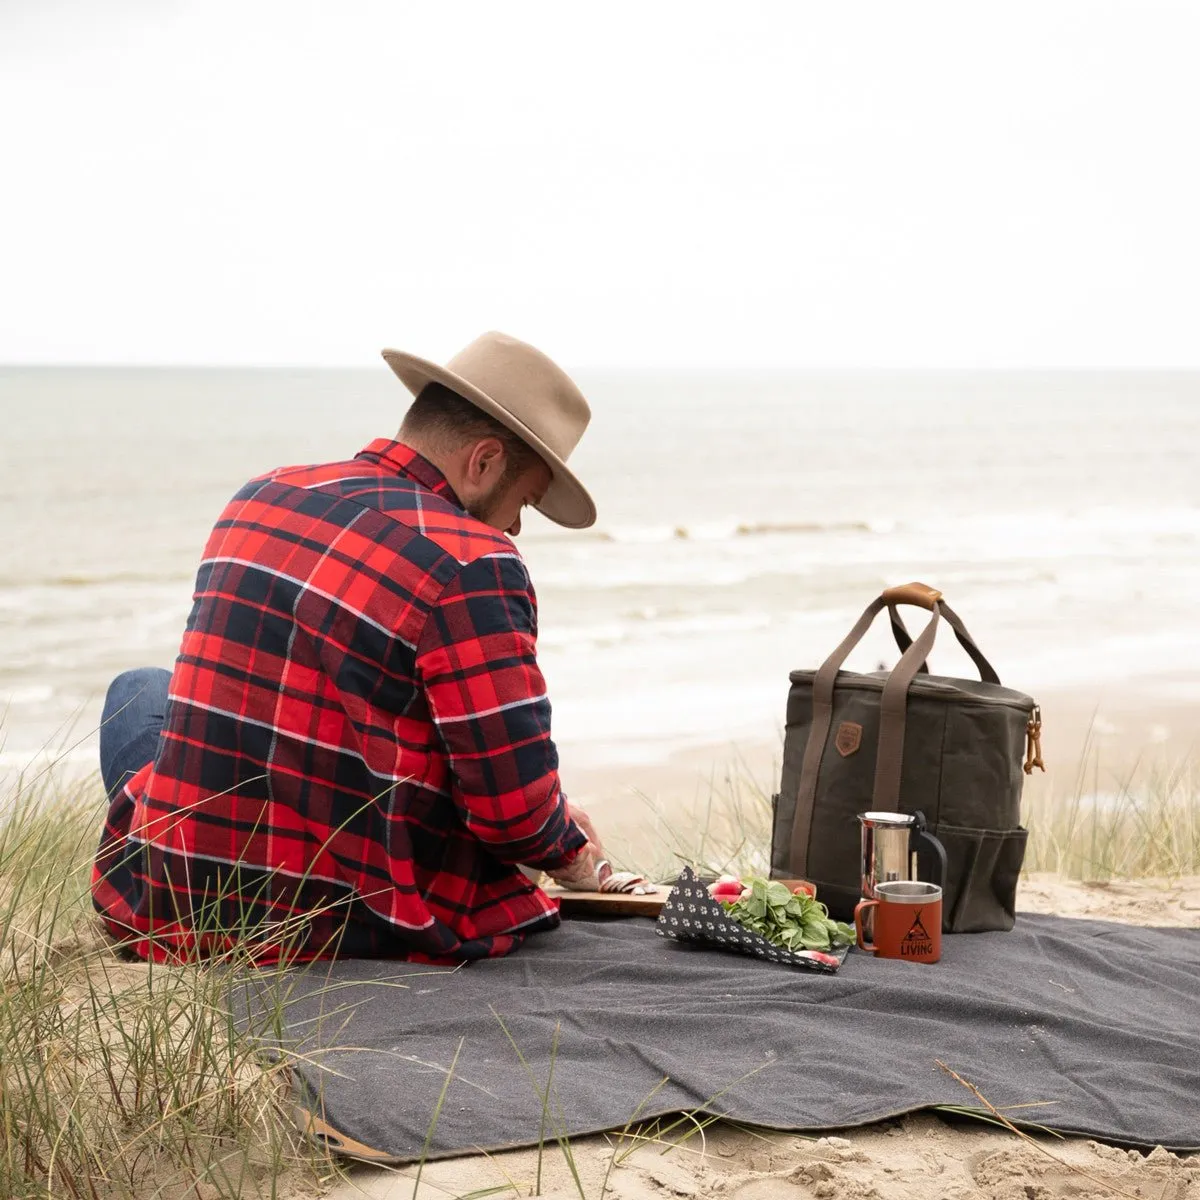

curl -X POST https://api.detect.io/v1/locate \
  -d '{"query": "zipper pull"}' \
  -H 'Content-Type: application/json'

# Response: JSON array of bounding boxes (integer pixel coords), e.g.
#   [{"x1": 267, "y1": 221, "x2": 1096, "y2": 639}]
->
[{"x1": 1023, "y1": 705, "x2": 1045, "y2": 774}]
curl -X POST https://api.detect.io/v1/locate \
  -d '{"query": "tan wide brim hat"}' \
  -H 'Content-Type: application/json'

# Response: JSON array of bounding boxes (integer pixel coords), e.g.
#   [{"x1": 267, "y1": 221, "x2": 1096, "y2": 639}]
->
[{"x1": 382, "y1": 331, "x2": 596, "y2": 530}]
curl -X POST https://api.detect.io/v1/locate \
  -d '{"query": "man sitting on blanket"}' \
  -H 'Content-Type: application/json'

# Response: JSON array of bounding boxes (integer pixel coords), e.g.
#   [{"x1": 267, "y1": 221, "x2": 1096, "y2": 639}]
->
[{"x1": 92, "y1": 332, "x2": 642, "y2": 964}]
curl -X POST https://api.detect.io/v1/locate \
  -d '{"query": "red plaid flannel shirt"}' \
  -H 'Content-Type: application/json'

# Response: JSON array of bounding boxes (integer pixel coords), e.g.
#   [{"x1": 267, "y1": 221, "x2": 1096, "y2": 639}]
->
[{"x1": 92, "y1": 439, "x2": 587, "y2": 963}]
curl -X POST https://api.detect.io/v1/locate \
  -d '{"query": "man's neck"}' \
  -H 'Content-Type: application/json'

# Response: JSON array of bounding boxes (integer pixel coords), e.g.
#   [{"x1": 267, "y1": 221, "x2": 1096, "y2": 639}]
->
[{"x1": 395, "y1": 431, "x2": 462, "y2": 494}]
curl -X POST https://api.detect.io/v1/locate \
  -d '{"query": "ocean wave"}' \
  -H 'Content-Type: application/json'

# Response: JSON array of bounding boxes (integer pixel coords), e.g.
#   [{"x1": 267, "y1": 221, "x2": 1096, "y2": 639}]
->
[
  {"x1": 525, "y1": 504, "x2": 1200, "y2": 550},
  {"x1": 911, "y1": 505, "x2": 1200, "y2": 543},
  {"x1": 526, "y1": 518, "x2": 886, "y2": 546},
  {"x1": 0, "y1": 570, "x2": 193, "y2": 590},
  {"x1": 0, "y1": 685, "x2": 55, "y2": 705},
  {"x1": 537, "y1": 609, "x2": 775, "y2": 651}
]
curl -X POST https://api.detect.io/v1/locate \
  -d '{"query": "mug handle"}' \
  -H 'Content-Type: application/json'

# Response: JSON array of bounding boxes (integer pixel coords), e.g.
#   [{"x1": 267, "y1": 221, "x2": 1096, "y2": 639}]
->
[{"x1": 854, "y1": 899, "x2": 878, "y2": 952}]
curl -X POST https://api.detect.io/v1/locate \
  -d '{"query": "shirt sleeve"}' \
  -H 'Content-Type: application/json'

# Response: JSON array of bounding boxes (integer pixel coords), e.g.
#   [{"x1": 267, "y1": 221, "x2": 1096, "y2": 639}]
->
[{"x1": 414, "y1": 551, "x2": 586, "y2": 870}]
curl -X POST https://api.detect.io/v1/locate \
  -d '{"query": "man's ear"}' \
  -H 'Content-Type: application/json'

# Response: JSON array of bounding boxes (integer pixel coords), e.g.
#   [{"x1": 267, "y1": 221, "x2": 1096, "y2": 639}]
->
[{"x1": 465, "y1": 438, "x2": 505, "y2": 487}]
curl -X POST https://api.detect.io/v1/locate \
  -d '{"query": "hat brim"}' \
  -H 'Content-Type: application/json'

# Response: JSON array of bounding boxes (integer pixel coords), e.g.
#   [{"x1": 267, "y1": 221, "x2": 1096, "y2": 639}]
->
[{"x1": 381, "y1": 349, "x2": 597, "y2": 530}]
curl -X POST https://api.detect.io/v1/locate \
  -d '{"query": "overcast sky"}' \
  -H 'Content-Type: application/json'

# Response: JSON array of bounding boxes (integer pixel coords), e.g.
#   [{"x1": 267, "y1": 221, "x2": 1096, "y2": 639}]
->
[{"x1": 2, "y1": 2, "x2": 1198, "y2": 368}]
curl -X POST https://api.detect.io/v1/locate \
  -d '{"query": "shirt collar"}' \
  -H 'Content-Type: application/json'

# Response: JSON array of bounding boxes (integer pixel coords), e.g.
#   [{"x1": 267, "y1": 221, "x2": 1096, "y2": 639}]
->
[{"x1": 357, "y1": 438, "x2": 465, "y2": 510}]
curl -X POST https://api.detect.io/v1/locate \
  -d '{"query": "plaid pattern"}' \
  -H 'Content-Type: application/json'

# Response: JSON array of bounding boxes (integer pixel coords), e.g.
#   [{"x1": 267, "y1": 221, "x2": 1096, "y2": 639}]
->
[{"x1": 92, "y1": 439, "x2": 586, "y2": 964}]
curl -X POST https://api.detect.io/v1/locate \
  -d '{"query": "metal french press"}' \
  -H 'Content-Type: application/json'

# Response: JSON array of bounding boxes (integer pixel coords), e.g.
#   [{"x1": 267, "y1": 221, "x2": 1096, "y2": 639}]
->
[{"x1": 857, "y1": 809, "x2": 947, "y2": 902}]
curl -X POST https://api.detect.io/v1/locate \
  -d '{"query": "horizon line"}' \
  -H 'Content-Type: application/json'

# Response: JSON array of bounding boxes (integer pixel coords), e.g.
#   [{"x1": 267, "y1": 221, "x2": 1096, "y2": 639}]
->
[{"x1": 4, "y1": 361, "x2": 1200, "y2": 374}]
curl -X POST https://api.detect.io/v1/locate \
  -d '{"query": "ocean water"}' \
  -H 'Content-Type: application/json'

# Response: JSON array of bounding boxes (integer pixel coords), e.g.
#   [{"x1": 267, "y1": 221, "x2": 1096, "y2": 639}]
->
[{"x1": 1, "y1": 367, "x2": 1198, "y2": 779}]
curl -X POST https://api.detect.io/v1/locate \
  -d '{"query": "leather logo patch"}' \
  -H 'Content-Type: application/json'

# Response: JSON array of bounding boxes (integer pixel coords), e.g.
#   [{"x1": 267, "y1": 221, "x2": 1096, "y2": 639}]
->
[{"x1": 835, "y1": 721, "x2": 863, "y2": 757}]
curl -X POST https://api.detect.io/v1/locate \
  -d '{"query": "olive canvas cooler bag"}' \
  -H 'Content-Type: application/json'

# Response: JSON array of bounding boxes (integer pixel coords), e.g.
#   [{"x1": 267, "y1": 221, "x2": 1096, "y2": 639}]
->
[{"x1": 770, "y1": 583, "x2": 1042, "y2": 933}]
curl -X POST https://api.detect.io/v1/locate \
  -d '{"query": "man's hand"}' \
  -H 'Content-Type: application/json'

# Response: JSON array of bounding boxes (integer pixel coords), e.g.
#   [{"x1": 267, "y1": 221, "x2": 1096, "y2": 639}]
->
[
  {"x1": 547, "y1": 843, "x2": 602, "y2": 891},
  {"x1": 545, "y1": 802, "x2": 606, "y2": 890},
  {"x1": 566, "y1": 803, "x2": 605, "y2": 860}
]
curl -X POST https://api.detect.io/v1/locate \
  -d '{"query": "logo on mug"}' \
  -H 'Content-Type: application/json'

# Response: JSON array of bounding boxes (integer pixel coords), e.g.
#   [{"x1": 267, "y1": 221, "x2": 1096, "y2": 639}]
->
[
  {"x1": 835, "y1": 721, "x2": 863, "y2": 757},
  {"x1": 900, "y1": 908, "x2": 934, "y2": 958}
]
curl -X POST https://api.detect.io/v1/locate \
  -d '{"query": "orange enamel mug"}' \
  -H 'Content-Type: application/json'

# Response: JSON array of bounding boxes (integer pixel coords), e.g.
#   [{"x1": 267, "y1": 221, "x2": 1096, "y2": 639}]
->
[{"x1": 854, "y1": 881, "x2": 942, "y2": 964}]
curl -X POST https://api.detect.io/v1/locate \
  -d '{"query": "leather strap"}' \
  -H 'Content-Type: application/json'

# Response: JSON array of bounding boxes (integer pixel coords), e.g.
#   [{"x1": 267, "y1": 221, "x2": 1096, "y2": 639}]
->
[
  {"x1": 888, "y1": 606, "x2": 930, "y2": 675},
  {"x1": 871, "y1": 605, "x2": 942, "y2": 810},
  {"x1": 790, "y1": 595, "x2": 890, "y2": 873}
]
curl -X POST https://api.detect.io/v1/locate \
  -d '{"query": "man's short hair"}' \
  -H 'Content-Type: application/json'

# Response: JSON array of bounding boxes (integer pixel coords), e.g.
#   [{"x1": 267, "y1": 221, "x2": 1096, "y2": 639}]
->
[{"x1": 400, "y1": 383, "x2": 542, "y2": 481}]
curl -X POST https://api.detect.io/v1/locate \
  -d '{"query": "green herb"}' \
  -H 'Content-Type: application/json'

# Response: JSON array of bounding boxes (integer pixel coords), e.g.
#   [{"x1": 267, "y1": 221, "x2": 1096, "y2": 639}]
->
[{"x1": 720, "y1": 877, "x2": 856, "y2": 953}]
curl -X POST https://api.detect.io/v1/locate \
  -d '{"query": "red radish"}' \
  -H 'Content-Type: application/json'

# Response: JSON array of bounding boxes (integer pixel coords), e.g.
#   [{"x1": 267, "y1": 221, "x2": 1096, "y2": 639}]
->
[
  {"x1": 798, "y1": 950, "x2": 840, "y2": 968},
  {"x1": 707, "y1": 875, "x2": 744, "y2": 901}
]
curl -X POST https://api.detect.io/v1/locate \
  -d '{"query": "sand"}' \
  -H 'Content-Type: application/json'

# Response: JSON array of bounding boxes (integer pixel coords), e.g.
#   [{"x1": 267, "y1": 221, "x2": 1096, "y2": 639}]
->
[
  {"x1": 329, "y1": 1121, "x2": 1200, "y2": 1200},
  {"x1": 321, "y1": 873, "x2": 1200, "y2": 1200}
]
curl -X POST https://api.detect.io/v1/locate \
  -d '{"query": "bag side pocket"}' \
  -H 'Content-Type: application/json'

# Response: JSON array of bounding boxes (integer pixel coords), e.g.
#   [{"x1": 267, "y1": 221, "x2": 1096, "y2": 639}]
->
[{"x1": 933, "y1": 824, "x2": 1029, "y2": 933}]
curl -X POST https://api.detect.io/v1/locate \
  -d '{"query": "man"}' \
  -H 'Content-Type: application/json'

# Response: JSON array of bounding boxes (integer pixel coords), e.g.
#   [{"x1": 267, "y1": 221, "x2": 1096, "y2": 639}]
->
[{"x1": 93, "y1": 331, "x2": 607, "y2": 964}]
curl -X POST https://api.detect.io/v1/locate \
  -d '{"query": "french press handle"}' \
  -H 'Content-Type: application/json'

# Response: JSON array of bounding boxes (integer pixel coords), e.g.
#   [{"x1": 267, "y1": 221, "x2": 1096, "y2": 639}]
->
[{"x1": 909, "y1": 810, "x2": 946, "y2": 888}]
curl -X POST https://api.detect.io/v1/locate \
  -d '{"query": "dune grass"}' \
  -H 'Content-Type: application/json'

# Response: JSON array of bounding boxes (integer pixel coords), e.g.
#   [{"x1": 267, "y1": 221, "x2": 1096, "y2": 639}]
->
[
  {"x1": 0, "y1": 768, "x2": 343, "y2": 1200},
  {"x1": 2, "y1": 740, "x2": 1198, "y2": 1198},
  {"x1": 1021, "y1": 743, "x2": 1200, "y2": 880},
  {"x1": 614, "y1": 742, "x2": 1200, "y2": 884},
  {"x1": 610, "y1": 750, "x2": 778, "y2": 884}
]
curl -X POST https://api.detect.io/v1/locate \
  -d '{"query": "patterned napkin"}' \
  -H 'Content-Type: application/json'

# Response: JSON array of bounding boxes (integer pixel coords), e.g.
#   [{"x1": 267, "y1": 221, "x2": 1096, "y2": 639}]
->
[{"x1": 654, "y1": 866, "x2": 849, "y2": 973}]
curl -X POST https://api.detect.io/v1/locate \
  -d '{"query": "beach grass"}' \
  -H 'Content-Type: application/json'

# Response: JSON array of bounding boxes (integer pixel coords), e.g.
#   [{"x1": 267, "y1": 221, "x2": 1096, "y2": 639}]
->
[
  {"x1": 616, "y1": 742, "x2": 1200, "y2": 885},
  {"x1": 1021, "y1": 744, "x2": 1200, "y2": 880},
  {"x1": 2, "y1": 743, "x2": 1198, "y2": 1198},
  {"x1": 614, "y1": 750, "x2": 780, "y2": 884},
  {"x1": 0, "y1": 769, "x2": 340, "y2": 1200}
]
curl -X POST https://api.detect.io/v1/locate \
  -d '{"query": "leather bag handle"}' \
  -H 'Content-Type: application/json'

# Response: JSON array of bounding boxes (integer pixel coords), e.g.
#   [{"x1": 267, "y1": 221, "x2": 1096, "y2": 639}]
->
[
  {"x1": 788, "y1": 584, "x2": 999, "y2": 873},
  {"x1": 882, "y1": 582, "x2": 942, "y2": 610}
]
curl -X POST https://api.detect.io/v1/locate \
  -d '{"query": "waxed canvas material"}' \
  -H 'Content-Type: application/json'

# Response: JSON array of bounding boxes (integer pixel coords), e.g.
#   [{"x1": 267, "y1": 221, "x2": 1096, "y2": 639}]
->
[{"x1": 772, "y1": 670, "x2": 1035, "y2": 932}]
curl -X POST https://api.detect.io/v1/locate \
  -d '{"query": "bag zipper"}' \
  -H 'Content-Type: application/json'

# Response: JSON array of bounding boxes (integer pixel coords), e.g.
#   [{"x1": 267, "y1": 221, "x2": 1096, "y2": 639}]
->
[{"x1": 787, "y1": 670, "x2": 1036, "y2": 713}]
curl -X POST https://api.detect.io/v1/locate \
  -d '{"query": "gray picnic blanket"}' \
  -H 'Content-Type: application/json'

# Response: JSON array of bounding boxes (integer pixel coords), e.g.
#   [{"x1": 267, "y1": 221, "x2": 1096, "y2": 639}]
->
[{"x1": 238, "y1": 912, "x2": 1200, "y2": 1162}]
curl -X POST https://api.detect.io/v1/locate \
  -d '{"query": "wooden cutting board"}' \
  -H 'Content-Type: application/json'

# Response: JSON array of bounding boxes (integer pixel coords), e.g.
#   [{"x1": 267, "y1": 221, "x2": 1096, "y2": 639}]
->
[{"x1": 543, "y1": 885, "x2": 668, "y2": 917}]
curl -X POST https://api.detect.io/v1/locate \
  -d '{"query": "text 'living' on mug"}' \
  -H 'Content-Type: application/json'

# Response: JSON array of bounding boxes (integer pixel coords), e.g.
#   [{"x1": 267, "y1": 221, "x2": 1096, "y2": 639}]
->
[{"x1": 854, "y1": 880, "x2": 942, "y2": 964}]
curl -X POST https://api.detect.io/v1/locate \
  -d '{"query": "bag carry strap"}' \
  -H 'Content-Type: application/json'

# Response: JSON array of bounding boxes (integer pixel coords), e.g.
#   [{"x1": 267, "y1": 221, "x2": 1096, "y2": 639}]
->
[
  {"x1": 887, "y1": 600, "x2": 1001, "y2": 685},
  {"x1": 888, "y1": 605, "x2": 931, "y2": 674},
  {"x1": 789, "y1": 583, "x2": 1000, "y2": 875}
]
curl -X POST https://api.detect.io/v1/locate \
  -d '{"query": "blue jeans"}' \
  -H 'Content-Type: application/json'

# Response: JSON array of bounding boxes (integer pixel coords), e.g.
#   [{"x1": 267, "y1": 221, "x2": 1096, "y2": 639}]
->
[{"x1": 99, "y1": 667, "x2": 170, "y2": 799}]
